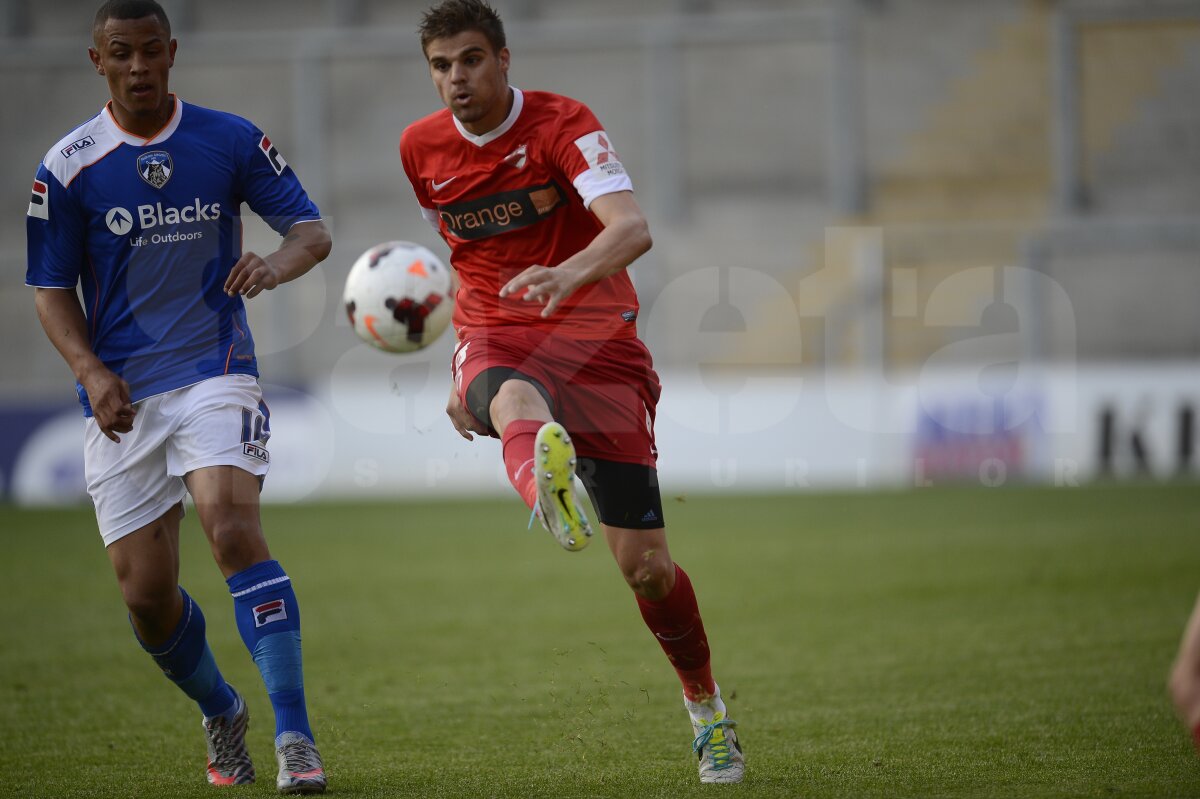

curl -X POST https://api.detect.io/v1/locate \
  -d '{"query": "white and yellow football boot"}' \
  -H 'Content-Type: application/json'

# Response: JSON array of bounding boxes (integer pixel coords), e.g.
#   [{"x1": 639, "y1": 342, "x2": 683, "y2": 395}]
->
[
  {"x1": 533, "y1": 421, "x2": 593, "y2": 551},
  {"x1": 685, "y1": 687, "x2": 745, "y2": 784}
]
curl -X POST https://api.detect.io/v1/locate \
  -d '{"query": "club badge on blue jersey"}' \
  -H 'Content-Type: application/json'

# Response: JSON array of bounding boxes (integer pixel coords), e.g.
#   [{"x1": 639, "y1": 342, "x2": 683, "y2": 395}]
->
[{"x1": 137, "y1": 150, "x2": 173, "y2": 189}]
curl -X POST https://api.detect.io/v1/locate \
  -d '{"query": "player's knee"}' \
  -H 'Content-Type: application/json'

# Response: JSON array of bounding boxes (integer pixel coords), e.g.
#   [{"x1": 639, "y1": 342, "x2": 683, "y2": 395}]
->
[
  {"x1": 120, "y1": 578, "x2": 178, "y2": 629},
  {"x1": 207, "y1": 517, "x2": 267, "y2": 572},
  {"x1": 490, "y1": 380, "x2": 549, "y2": 428},
  {"x1": 619, "y1": 555, "x2": 674, "y2": 600}
]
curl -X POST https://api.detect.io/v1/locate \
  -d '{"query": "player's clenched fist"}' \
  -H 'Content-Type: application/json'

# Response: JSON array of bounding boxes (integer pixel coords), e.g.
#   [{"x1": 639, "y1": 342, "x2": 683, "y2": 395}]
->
[{"x1": 80, "y1": 364, "x2": 136, "y2": 442}]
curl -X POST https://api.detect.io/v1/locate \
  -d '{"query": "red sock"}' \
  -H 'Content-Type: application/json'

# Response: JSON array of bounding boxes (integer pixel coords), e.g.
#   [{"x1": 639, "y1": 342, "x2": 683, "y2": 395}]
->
[
  {"x1": 501, "y1": 419, "x2": 543, "y2": 510},
  {"x1": 636, "y1": 564, "x2": 717, "y2": 701},
  {"x1": 1193, "y1": 722, "x2": 1200, "y2": 754}
]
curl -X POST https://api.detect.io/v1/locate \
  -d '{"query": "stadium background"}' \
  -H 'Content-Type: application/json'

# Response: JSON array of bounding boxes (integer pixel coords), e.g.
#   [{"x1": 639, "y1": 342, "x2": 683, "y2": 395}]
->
[
  {"x1": 2, "y1": 2, "x2": 1200, "y2": 797},
  {"x1": 0, "y1": 0, "x2": 1198, "y2": 501}
]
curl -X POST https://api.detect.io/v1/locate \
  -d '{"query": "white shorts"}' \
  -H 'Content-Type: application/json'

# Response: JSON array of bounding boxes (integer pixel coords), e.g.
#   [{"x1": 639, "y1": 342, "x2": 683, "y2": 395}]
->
[{"x1": 85, "y1": 374, "x2": 272, "y2": 547}]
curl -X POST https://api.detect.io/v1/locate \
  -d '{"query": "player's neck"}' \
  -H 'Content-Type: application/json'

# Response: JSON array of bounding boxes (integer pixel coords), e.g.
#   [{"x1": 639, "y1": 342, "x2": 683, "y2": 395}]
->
[
  {"x1": 463, "y1": 86, "x2": 514, "y2": 137},
  {"x1": 109, "y1": 94, "x2": 175, "y2": 140}
]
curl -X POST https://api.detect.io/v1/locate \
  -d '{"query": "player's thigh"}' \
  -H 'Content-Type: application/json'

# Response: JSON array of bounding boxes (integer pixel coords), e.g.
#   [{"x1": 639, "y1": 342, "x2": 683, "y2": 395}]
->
[
  {"x1": 577, "y1": 456, "x2": 666, "y2": 530},
  {"x1": 166, "y1": 376, "x2": 271, "y2": 565},
  {"x1": 473, "y1": 369, "x2": 555, "y2": 434},
  {"x1": 455, "y1": 332, "x2": 560, "y2": 434},
  {"x1": 165, "y1": 374, "x2": 272, "y2": 484},
  {"x1": 84, "y1": 398, "x2": 188, "y2": 548},
  {"x1": 558, "y1": 338, "x2": 661, "y2": 467}
]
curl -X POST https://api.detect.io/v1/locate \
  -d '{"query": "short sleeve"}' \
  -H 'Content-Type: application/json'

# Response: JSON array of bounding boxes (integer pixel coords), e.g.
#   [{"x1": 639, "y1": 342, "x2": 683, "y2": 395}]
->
[
  {"x1": 548, "y1": 102, "x2": 634, "y2": 209},
  {"x1": 239, "y1": 124, "x2": 321, "y2": 236},
  {"x1": 400, "y1": 127, "x2": 440, "y2": 232},
  {"x1": 25, "y1": 165, "x2": 84, "y2": 289}
]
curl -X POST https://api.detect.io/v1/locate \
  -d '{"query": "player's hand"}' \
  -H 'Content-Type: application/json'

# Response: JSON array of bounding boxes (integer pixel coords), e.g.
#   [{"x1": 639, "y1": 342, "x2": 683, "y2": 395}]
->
[
  {"x1": 80, "y1": 364, "x2": 136, "y2": 443},
  {"x1": 446, "y1": 384, "x2": 487, "y2": 441},
  {"x1": 499, "y1": 264, "x2": 581, "y2": 318},
  {"x1": 225, "y1": 251, "x2": 283, "y2": 299}
]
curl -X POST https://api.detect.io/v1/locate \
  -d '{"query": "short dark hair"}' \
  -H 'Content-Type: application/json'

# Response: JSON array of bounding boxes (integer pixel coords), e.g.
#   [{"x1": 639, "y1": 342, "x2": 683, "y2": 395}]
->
[
  {"x1": 93, "y1": 0, "x2": 171, "y2": 41},
  {"x1": 419, "y1": 0, "x2": 506, "y2": 56}
]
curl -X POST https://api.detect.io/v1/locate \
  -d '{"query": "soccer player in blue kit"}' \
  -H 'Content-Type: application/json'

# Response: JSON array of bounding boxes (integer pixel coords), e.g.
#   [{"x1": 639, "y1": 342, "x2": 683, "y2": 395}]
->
[{"x1": 26, "y1": 1, "x2": 330, "y2": 793}]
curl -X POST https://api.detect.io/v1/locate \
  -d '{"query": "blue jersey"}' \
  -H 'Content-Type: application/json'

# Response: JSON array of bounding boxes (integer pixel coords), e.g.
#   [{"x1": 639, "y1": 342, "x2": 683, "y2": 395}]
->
[{"x1": 25, "y1": 97, "x2": 320, "y2": 416}]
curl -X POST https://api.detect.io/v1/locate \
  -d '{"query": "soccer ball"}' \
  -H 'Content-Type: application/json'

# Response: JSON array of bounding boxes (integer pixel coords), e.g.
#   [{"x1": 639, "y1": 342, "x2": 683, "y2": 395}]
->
[{"x1": 343, "y1": 241, "x2": 454, "y2": 353}]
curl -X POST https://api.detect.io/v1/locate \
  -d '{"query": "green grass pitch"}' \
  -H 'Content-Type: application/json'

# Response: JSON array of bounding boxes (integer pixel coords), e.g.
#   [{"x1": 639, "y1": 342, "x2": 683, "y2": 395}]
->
[{"x1": 1, "y1": 485, "x2": 1199, "y2": 798}]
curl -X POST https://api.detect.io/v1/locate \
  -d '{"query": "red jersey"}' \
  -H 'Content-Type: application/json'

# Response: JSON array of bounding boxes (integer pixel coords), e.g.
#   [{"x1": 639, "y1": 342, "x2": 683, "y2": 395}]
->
[{"x1": 400, "y1": 89, "x2": 640, "y2": 340}]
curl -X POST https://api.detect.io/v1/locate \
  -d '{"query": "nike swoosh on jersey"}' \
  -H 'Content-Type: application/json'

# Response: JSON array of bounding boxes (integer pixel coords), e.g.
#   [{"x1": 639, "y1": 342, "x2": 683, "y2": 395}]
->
[{"x1": 431, "y1": 176, "x2": 458, "y2": 191}]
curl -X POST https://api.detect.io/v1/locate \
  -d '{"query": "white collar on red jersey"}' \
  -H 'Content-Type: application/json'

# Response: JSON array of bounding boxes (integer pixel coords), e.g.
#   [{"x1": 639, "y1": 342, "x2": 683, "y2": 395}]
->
[{"x1": 452, "y1": 86, "x2": 523, "y2": 148}]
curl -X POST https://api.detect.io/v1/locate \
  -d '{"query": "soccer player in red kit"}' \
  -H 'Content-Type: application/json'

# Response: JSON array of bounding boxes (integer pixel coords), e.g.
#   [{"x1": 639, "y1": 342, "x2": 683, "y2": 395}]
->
[{"x1": 399, "y1": 0, "x2": 744, "y2": 784}]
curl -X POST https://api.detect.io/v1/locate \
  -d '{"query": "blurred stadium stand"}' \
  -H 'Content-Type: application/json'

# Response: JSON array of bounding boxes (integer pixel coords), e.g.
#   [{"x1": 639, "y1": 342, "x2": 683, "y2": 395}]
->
[
  {"x1": 3, "y1": 0, "x2": 1197, "y2": 387},
  {"x1": 1, "y1": 0, "x2": 1198, "y2": 497}
]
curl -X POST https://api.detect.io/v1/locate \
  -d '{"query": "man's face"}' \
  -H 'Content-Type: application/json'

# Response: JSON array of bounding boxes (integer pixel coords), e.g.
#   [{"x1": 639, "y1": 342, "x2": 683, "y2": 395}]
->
[
  {"x1": 89, "y1": 15, "x2": 176, "y2": 128},
  {"x1": 425, "y1": 30, "x2": 510, "y2": 135}
]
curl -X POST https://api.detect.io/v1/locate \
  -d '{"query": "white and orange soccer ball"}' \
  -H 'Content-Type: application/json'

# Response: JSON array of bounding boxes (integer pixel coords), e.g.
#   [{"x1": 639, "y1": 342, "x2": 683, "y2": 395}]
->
[{"x1": 343, "y1": 241, "x2": 454, "y2": 353}]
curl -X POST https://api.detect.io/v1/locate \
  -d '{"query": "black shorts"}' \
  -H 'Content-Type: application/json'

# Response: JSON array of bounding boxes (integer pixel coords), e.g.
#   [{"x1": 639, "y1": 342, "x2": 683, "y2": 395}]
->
[{"x1": 467, "y1": 366, "x2": 665, "y2": 530}]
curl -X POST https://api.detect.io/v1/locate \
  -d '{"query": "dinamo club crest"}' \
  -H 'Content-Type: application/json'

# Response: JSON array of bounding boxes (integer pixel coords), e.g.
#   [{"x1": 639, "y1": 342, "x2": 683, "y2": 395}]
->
[{"x1": 137, "y1": 150, "x2": 173, "y2": 189}]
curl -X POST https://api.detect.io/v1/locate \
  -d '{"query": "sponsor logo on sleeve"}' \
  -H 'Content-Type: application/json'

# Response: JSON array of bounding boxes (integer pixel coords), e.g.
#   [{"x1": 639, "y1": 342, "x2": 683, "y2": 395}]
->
[
  {"x1": 573, "y1": 131, "x2": 625, "y2": 177},
  {"x1": 259, "y1": 135, "x2": 287, "y2": 176},
  {"x1": 253, "y1": 599, "x2": 287, "y2": 627},
  {"x1": 136, "y1": 150, "x2": 173, "y2": 189},
  {"x1": 436, "y1": 181, "x2": 565, "y2": 241},
  {"x1": 28, "y1": 179, "x2": 49, "y2": 220},
  {"x1": 61, "y1": 136, "x2": 96, "y2": 158}
]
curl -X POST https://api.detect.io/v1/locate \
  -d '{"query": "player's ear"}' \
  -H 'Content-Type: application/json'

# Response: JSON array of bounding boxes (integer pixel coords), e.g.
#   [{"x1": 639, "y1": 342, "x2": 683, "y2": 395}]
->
[
  {"x1": 88, "y1": 47, "x2": 105, "y2": 76},
  {"x1": 168, "y1": 38, "x2": 177, "y2": 67},
  {"x1": 498, "y1": 46, "x2": 510, "y2": 74}
]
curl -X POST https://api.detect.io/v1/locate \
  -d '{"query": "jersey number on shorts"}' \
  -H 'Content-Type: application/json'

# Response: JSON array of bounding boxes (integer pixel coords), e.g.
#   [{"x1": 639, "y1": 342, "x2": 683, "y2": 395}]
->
[{"x1": 240, "y1": 407, "x2": 270, "y2": 445}]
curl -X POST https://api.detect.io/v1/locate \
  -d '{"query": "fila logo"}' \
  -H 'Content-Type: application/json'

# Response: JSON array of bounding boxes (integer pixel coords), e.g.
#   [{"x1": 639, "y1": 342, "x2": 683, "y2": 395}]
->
[
  {"x1": 28, "y1": 179, "x2": 49, "y2": 220},
  {"x1": 253, "y1": 599, "x2": 287, "y2": 627},
  {"x1": 61, "y1": 136, "x2": 95, "y2": 158},
  {"x1": 432, "y1": 176, "x2": 458, "y2": 192},
  {"x1": 259, "y1": 135, "x2": 287, "y2": 176},
  {"x1": 243, "y1": 442, "x2": 269, "y2": 462}
]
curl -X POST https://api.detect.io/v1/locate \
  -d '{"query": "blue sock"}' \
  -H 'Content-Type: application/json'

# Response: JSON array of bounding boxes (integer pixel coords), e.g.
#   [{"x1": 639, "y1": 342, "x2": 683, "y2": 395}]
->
[
  {"x1": 227, "y1": 559, "x2": 313, "y2": 742},
  {"x1": 134, "y1": 587, "x2": 238, "y2": 719}
]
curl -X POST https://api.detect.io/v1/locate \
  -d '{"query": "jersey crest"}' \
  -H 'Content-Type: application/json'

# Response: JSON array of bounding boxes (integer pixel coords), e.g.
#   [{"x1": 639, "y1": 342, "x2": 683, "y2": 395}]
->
[
  {"x1": 502, "y1": 143, "x2": 528, "y2": 170},
  {"x1": 137, "y1": 150, "x2": 173, "y2": 189}
]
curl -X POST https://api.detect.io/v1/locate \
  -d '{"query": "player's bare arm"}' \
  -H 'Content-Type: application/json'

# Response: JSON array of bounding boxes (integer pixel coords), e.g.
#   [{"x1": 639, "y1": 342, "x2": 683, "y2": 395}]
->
[
  {"x1": 34, "y1": 287, "x2": 134, "y2": 442},
  {"x1": 224, "y1": 219, "x2": 332, "y2": 298},
  {"x1": 498, "y1": 190, "x2": 651, "y2": 317}
]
